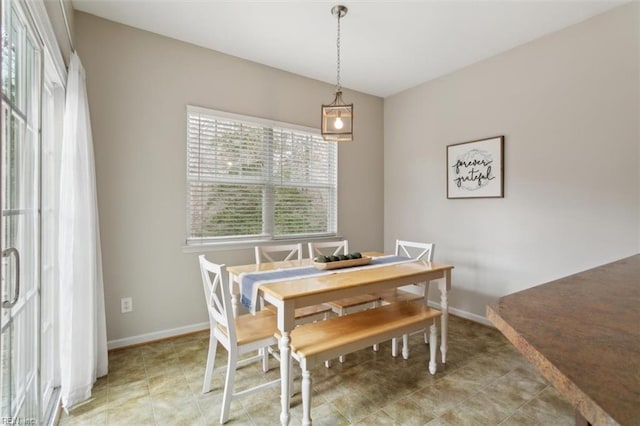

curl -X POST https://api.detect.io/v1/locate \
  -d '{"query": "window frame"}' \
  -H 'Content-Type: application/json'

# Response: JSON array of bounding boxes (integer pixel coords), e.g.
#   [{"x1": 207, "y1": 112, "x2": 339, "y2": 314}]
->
[{"x1": 184, "y1": 105, "x2": 339, "y2": 250}]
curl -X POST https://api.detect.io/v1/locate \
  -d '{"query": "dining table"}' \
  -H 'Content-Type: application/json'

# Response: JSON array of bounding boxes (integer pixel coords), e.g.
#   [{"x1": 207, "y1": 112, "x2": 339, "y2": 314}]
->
[{"x1": 227, "y1": 252, "x2": 454, "y2": 425}]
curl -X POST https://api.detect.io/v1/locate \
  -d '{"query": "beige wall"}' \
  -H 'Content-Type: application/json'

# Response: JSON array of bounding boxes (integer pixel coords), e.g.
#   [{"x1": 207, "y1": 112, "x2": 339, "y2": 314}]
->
[
  {"x1": 76, "y1": 3, "x2": 638, "y2": 341},
  {"x1": 384, "y1": 3, "x2": 640, "y2": 322},
  {"x1": 75, "y1": 12, "x2": 385, "y2": 343},
  {"x1": 43, "y1": 0, "x2": 74, "y2": 66}
]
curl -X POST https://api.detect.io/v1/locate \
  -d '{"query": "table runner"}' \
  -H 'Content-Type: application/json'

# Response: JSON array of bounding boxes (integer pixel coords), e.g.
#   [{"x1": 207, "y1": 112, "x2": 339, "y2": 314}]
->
[{"x1": 240, "y1": 255, "x2": 415, "y2": 313}]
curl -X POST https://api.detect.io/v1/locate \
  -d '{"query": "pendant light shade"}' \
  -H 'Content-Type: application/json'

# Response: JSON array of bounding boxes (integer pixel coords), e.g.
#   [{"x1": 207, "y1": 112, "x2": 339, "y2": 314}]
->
[
  {"x1": 322, "y1": 91, "x2": 353, "y2": 142},
  {"x1": 322, "y1": 5, "x2": 353, "y2": 142}
]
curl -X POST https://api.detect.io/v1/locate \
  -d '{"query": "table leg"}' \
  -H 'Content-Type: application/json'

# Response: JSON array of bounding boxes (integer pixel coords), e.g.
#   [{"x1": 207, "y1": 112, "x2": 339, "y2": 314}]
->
[
  {"x1": 279, "y1": 331, "x2": 292, "y2": 425},
  {"x1": 301, "y1": 368, "x2": 312, "y2": 426},
  {"x1": 429, "y1": 322, "x2": 438, "y2": 375},
  {"x1": 438, "y1": 272, "x2": 450, "y2": 364}
]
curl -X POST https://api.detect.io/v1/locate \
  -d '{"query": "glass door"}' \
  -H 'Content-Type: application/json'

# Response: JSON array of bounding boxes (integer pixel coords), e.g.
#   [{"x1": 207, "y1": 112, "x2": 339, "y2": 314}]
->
[{"x1": 1, "y1": 0, "x2": 42, "y2": 423}]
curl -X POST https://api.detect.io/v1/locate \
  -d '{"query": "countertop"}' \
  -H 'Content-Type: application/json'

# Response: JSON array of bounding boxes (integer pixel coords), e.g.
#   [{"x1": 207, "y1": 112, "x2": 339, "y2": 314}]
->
[{"x1": 487, "y1": 255, "x2": 640, "y2": 425}]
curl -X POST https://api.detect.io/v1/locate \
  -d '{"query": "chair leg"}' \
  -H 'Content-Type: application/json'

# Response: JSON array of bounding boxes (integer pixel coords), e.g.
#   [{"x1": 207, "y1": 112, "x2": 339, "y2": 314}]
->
[
  {"x1": 391, "y1": 337, "x2": 399, "y2": 357},
  {"x1": 202, "y1": 332, "x2": 218, "y2": 393},
  {"x1": 262, "y1": 346, "x2": 269, "y2": 373},
  {"x1": 301, "y1": 368, "x2": 312, "y2": 426},
  {"x1": 402, "y1": 334, "x2": 409, "y2": 360},
  {"x1": 424, "y1": 329, "x2": 429, "y2": 344},
  {"x1": 220, "y1": 350, "x2": 238, "y2": 424}
]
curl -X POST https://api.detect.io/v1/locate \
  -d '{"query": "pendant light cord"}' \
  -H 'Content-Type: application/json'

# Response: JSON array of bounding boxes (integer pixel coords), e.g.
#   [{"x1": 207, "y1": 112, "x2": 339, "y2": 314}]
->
[{"x1": 336, "y1": 12, "x2": 341, "y2": 93}]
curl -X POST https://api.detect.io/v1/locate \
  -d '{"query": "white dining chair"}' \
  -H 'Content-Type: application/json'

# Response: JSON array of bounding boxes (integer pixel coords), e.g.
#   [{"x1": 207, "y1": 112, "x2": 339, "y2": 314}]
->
[
  {"x1": 255, "y1": 243, "x2": 333, "y2": 324},
  {"x1": 308, "y1": 240, "x2": 382, "y2": 362},
  {"x1": 307, "y1": 239, "x2": 350, "y2": 259},
  {"x1": 255, "y1": 243, "x2": 303, "y2": 263},
  {"x1": 199, "y1": 255, "x2": 281, "y2": 424},
  {"x1": 379, "y1": 239, "x2": 435, "y2": 358}
]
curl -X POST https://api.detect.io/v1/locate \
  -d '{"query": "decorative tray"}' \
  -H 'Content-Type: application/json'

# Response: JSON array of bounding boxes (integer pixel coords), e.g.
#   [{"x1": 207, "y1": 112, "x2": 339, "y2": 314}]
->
[{"x1": 313, "y1": 256, "x2": 371, "y2": 270}]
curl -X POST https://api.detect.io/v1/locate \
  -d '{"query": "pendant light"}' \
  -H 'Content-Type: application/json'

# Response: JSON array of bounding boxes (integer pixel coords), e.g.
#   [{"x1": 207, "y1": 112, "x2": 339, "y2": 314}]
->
[{"x1": 321, "y1": 5, "x2": 353, "y2": 142}]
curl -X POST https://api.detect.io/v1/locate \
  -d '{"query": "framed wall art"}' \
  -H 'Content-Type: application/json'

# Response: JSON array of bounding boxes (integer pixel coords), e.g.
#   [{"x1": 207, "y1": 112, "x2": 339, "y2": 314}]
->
[{"x1": 446, "y1": 136, "x2": 504, "y2": 199}]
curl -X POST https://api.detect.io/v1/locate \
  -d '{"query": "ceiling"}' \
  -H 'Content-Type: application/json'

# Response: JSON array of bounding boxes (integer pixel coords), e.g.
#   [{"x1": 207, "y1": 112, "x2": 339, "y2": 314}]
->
[{"x1": 71, "y1": 0, "x2": 627, "y2": 98}]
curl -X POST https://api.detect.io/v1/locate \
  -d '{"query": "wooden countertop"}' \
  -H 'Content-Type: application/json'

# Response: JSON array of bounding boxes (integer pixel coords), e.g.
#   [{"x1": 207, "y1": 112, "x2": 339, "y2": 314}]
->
[{"x1": 487, "y1": 255, "x2": 640, "y2": 426}]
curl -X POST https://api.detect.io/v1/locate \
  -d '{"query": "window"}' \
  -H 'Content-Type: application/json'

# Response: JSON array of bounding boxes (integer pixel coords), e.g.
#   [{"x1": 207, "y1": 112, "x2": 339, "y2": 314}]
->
[{"x1": 186, "y1": 106, "x2": 338, "y2": 245}]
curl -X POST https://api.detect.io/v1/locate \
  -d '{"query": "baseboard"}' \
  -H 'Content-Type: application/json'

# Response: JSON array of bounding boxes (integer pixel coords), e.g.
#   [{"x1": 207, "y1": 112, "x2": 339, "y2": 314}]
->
[
  {"x1": 107, "y1": 304, "x2": 493, "y2": 351},
  {"x1": 426, "y1": 300, "x2": 494, "y2": 327},
  {"x1": 107, "y1": 322, "x2": 209, "y2": 350}
]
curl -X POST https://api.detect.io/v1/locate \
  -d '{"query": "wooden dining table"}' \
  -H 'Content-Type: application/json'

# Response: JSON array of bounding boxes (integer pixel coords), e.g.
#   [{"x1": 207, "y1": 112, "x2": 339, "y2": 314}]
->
[{"x1": 227, "y1": 253, "x2": 453, "y2": 425}]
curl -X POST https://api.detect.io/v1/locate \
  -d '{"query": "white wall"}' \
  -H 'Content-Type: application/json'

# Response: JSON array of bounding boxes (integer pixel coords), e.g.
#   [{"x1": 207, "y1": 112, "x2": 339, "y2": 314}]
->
[
  {"x1": 75, "y1": 12, "x2": 385, "y2": 344},
  {"x1": 384, "y1": 3, "x2": 640, "y2": 323}
]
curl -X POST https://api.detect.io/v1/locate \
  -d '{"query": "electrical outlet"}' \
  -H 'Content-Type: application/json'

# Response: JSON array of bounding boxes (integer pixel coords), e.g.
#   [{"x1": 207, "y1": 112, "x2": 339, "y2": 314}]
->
[{"x1": 121, "y1": 297, "x2": 133, "y2": 313}]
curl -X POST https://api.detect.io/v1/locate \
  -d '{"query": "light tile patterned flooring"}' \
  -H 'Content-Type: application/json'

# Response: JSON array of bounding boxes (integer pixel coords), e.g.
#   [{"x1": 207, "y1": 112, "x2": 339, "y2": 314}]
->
[{"x1": 58, "y1": 316, "x2": 574, "y2": 425}]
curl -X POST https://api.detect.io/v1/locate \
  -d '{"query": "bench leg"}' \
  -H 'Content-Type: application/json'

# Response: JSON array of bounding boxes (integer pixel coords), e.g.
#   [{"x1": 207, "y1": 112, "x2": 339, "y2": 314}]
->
[
  {"x1": 302, "y1": 368, "x2": 312, "y2": 426},
  {"x1": 429, "y1": 322, "x2": 438, "y2": 375}
]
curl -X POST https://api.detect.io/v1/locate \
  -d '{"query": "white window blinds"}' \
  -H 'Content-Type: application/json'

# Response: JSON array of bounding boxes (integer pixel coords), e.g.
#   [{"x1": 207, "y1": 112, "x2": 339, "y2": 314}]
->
[{"x1": 187, "y1": 106, "x2": 338, "y2": 245}]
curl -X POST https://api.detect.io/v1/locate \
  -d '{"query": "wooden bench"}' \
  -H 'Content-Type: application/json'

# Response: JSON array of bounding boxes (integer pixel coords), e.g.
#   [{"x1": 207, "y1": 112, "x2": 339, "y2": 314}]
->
[{"x1": 280, "y1": 301, "x2": 442, "y2": 425}]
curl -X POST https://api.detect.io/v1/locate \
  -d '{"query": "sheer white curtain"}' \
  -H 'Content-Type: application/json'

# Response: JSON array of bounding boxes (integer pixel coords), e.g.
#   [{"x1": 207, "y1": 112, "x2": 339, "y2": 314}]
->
[{"x1": 58, "y1": 52, "x2": 108, "y2": 410}]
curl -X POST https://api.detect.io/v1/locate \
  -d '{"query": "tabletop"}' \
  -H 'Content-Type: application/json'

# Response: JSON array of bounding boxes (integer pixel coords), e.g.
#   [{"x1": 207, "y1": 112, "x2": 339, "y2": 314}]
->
[
  {"x1": 226, "y1": 251, "x2": 385, "y2": 276},
  {"x1": 260, "y1": 260, "x2": 452, "y2": 303}
]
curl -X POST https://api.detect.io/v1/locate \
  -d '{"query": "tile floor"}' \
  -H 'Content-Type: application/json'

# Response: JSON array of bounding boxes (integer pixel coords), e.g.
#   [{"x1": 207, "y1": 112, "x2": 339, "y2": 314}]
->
[{"x1": 58, "y1": 316, "x2": 574, "y2": 425}]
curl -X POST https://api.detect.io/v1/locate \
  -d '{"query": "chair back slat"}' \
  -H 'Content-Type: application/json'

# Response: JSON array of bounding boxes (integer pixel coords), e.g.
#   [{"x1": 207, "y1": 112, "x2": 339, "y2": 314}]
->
[
  {"x1": 395, "y1": 240, "x2": 434, "y2": 261},
  {"x1": 308, "y1": 240, "x2": 349, "y2": 259},
  {"x1": 255, "y1": 243, "x2": 303, "y2": 264},
  {"x1": 209, "y1": 273, "x2": 227, "y2": 326},
  {"x1": 199, "y1": 255, "x2": 236, "y2": 342}
]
